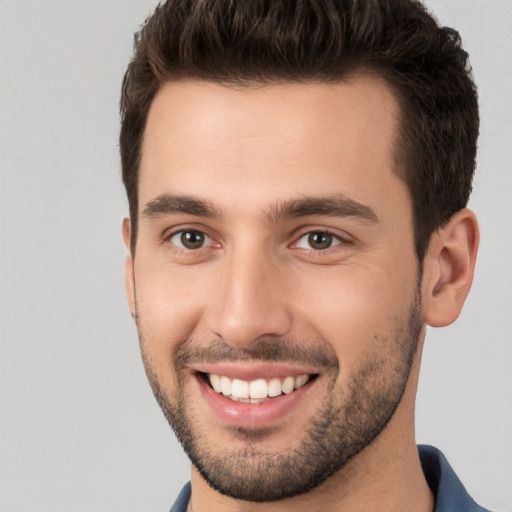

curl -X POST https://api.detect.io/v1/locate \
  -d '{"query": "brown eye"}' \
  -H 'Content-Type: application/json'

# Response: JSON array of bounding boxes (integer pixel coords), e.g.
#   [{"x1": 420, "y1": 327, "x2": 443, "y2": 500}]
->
[
  {"x1": 296, "y1": 231, "x2": 341, "y2": 251},
  {"x1": 170, "y1": 230, "x2": 211, "y2": 249}
]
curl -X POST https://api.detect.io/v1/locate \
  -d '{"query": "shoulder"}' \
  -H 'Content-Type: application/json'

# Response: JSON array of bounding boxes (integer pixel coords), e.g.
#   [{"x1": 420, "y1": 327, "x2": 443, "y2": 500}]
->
[
  {"x1": 169, "y1": 481, "x2": 191, "y2": 512},
  {"x1": 418, "y1": 445, "x2": 492, "y2": 512}
]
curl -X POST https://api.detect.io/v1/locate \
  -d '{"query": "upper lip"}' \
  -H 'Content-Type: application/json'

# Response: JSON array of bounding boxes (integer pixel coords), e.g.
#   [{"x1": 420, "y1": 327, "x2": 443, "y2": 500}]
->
[{"x1": 190, "y1": 362, "x2": 320, "y2": 381}]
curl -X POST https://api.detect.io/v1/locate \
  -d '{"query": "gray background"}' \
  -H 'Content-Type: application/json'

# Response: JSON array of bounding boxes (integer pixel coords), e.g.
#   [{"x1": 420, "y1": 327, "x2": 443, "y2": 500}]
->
[{"x1": 0, "y1": 0, "x2": 510, "y2": 510}]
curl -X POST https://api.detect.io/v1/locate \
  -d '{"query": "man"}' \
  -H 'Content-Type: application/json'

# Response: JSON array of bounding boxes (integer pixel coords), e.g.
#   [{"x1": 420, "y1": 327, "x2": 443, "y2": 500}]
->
[{"x1": 119, "y1": 0, "x2": 488, "y2": 510}]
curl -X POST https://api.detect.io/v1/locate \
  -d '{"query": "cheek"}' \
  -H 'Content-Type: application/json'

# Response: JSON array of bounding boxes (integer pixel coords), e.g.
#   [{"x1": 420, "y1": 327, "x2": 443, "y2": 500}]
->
[
  {"x1": 134, "y1": 265, "x2": 209, "y2": 357},
  {"x1": 293, "y1": 263, "x2": 416, "y2": 365}
]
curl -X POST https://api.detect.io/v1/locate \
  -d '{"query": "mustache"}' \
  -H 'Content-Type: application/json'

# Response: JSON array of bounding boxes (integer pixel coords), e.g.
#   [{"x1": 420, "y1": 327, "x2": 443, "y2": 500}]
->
[{"x1": 173, "y1": 337, "x2": 339, "y2": 370}]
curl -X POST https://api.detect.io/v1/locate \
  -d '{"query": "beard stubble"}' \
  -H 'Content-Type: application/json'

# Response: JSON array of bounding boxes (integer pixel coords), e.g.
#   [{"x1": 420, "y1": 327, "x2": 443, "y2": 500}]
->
[{"x1": 137, "y1": 281, "x2": 423, "y2": 502}]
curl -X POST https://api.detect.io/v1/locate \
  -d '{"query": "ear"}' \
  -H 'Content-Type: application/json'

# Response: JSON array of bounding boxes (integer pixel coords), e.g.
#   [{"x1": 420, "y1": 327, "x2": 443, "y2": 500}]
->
[
  {"x1": 122, "y1": 217, "x2": 136, "y2": 319},
  {"x1": 422, "y1": 208, "x2": 479, "y2": 327}
]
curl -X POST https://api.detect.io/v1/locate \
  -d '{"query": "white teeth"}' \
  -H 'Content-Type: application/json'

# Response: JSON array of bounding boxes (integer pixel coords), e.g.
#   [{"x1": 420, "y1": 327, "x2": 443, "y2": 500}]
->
[
  {"x1": 249, "y1": 379, "x2": 268, "y2": 399},
  {"x1": 210, "y1": 374, "x2": 222, "y2": 393},
  {"x1": 207, "y1": 373, "x2": 311, "y2": 401},
  {"x1": 294, "y1": 374, "x2": 309, "y2": 389},
  {"x1": 231, "y1": 379, "x2": 249, "y2": 399},
  {"x1": 268, "y1": 378, "x2": 282, "y2": 397},
  {"x1": 220, "y1": 376, "x2": 232, "y2": 396},
  {"x1": 281, "y1": 376, "x2": 295, "y2": 394}
]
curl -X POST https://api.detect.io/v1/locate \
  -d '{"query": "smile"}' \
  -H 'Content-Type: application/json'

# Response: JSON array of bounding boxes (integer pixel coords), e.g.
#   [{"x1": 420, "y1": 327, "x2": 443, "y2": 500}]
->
[
  {"x1": 194, "y1": 366, "x2": 320, "y2": 428},
  {"x1": 207, "y1": 374, "x2": 311, "y2": 402}
]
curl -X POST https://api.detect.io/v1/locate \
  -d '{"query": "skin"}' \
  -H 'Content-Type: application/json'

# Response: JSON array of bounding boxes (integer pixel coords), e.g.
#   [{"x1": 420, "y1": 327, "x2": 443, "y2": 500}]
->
[{"x1": 123, "y1": 76, "x2": 479, "y2": 512}]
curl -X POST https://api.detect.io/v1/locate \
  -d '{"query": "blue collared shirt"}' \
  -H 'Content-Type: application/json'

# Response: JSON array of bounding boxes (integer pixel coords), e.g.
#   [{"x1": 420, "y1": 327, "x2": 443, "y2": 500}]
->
[
  {"x1": 169, "y1": 445, "x2": 491, "y2": 511},
  {"x1": 419, "y1": 445, "x2": 490, "y2": 512}
]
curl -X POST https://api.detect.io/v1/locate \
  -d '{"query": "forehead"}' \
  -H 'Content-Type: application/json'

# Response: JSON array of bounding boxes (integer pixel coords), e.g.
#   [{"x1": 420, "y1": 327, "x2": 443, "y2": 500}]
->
[{"x1": 139, "y1": 76, "x2": 407, "y2": 220}]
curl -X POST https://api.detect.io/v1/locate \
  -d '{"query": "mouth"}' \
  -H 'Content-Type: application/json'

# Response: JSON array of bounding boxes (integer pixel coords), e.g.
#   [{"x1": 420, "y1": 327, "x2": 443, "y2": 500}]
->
[
  {"x1": 199, "y1": 372, "x2": 317, "y2": 403},
  {"x1": 191, "y1": 362, "x2": 321, "y2": 428}
]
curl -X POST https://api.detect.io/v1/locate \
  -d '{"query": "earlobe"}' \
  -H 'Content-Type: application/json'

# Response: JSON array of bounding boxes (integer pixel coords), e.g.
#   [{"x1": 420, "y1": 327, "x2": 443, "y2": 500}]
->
[
  {"x1": 122, "y1": 217, "x2": 137, "y2": 319},
  {"x1": 423, "y1": 208, "x2": 479, "y2": 327}
]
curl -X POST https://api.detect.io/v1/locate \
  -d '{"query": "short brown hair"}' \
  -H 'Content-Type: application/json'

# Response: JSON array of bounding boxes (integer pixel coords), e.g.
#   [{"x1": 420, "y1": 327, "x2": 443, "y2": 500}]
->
[{"x1": 120, "y1": 0, "x2": 479, "y2": 259}]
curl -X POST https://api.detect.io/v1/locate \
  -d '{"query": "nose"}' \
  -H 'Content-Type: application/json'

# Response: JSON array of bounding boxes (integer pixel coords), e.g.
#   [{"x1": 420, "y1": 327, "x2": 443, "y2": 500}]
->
[{"x1": 205, "y1": 249, "x2": 292, "y2": 349}]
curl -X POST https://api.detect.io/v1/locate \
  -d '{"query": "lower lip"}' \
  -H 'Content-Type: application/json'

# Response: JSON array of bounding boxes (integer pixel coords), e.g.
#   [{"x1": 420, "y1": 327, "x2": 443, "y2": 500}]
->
[{"x1": 196, "y1": 374, "x2": 315, "y2": 429}]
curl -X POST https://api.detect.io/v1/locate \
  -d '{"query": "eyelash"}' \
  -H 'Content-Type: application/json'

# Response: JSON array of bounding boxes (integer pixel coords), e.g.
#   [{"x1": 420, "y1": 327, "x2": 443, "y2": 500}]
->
[
  {"x1": 163, "y1": 227, "x2": 351, "y2": 256},
  {"x1": 164, "y1": 227, "x2": 217, "y2": 253},
  {"x1": 292, "y1": 229, "x2": 351, "y2": 253}
]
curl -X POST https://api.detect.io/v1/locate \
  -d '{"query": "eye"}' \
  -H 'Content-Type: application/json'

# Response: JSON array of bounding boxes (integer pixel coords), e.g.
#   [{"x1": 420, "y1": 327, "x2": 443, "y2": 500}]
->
[
  {"x1": 296, "y1": 231, "x2": 342, "y2": 251},
  {"x1": 169, "y1": 229, "x2": 213, "y2": 250}
]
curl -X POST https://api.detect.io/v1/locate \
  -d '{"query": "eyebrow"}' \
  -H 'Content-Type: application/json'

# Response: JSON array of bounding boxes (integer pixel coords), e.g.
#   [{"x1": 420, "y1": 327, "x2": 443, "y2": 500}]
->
[
  {"x1": 141, "y1": 193, "x2": 378, "y2": 224},
  {"x1": 266, "y1": 195, "x2": 378, "y2": 224},
  {"x1": 142, "y1": 194, "x2": 220, "y2": 220}
]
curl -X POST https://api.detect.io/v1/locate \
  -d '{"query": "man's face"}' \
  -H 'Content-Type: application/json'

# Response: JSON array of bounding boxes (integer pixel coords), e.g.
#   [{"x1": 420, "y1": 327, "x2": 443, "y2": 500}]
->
[{"x1": 125, "y1": 77, "x2": 424, "y2": 501}]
